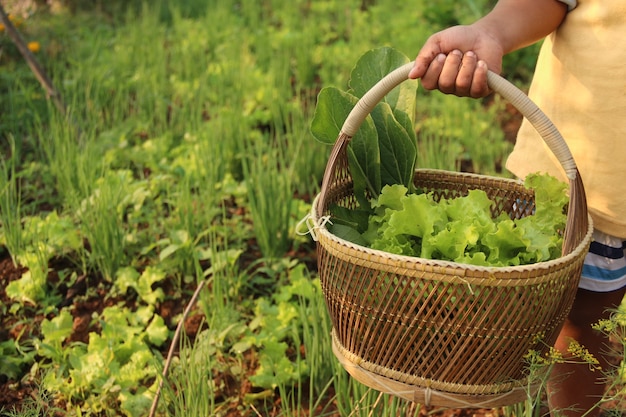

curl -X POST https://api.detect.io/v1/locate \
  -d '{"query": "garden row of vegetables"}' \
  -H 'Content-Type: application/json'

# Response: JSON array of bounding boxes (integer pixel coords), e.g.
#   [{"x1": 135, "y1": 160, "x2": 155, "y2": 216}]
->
[{"x1": 1, "y1": 0, "x2": 624, "y2": 416}]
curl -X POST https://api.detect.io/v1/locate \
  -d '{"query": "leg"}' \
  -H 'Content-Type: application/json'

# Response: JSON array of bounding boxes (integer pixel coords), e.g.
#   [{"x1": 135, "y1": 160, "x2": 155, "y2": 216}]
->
[{"x1": 548, "y1": 287, "x2": 626, "y2": 416}]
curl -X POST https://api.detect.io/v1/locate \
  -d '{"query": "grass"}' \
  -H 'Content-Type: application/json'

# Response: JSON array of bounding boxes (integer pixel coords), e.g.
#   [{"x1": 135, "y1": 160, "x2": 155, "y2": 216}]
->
[
  {"x1": 159, "y1": 327, "x2": 218, "y2": 417},
  {"x1": 0, "y1": 135, "x2": 23, "y2": 265},
  {"x1": 2, "y1": 0, "x2": 623, "y2": 416},
  {"x1": 0, "y1": 385, "x2": 63, "y2": 417}
]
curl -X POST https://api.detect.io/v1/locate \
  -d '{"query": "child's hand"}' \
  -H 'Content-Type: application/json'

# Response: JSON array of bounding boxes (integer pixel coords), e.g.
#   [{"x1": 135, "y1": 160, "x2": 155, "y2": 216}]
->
[{"x1": 409, "y1": 25, "x2": 504, "y2": 98}]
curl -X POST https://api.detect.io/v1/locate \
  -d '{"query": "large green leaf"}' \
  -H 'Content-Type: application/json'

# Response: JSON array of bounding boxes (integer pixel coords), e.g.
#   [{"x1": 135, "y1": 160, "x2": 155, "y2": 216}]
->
[
  {"x1": 346, "y1": 126, "x2": 381, "y2": 204},
  {"x1": 310, "y1": 87, "x2": 353, "y2": 145},
  {"x1": 349, "y1": 47, "x2": 418, "y2": 124},
  {"x1": 311, "y1": 87, "x2": 379, "y2": 147},
  {"x1": 310, "y1": 47, "x2": 418, "y2": 207},
  {"x1": 371, "y1": 102, "x2": 417, "y2": 190},
  {"x1": 348, "y1": 47, "x2": 418, "y2": 193},
  {"x1": 310, "y1": 87, "x2": 380, "y2": 201}
]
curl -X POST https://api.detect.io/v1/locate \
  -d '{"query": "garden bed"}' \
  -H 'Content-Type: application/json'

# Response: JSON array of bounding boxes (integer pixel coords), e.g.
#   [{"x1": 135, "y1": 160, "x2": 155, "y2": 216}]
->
[{"x1": 2, "y1": 1, "x2": 623, "y2": 416}]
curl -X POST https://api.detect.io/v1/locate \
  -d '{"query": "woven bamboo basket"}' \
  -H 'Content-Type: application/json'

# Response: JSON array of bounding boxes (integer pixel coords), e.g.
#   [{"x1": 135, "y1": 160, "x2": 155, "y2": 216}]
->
[{"x1": 309, "y1": 63, "x2": 593, "y2": 408}]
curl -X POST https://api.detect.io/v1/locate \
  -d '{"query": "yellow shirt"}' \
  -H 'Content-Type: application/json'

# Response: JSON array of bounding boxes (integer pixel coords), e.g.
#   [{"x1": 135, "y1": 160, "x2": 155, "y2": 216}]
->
[{"x1": 506, "y1": 0, "x2": 626, "y2": 238}]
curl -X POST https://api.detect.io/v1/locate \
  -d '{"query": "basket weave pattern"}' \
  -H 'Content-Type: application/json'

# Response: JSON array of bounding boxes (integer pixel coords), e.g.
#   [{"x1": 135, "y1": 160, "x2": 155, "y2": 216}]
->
[
  {"x1": 311, "y1": 63, "x2": 593, "y2": 407},
  {"x1": 316, "y1": 170, "x2": 587, "y2": 397}
]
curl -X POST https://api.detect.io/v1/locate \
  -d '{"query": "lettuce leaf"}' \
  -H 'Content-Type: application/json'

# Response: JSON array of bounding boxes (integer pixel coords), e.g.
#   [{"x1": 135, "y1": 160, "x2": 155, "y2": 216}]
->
[
  {"x1": 351, "y1": 173, "x2": 568, "y2": 267},
  {"x1": 311, "y1": 48, "x2": 569, "y2": 268}
]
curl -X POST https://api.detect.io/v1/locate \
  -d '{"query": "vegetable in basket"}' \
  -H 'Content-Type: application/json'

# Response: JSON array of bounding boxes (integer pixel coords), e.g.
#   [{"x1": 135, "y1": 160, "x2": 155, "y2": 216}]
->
[
  {"x1": 310, "y1": 47, "x2": 569, "y2": 267},
  {"x1": 359, "y1": 172, "x2": 567, "y2": 266},
  {"x1": 311, "y1": 47, "x2": 419, "y2": 208}
]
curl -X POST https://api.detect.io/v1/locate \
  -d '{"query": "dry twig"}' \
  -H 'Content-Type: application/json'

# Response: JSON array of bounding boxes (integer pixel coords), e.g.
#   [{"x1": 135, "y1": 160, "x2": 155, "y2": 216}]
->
[
  {"x1": 148, "y1": 279, "x2": 206, "y2": 417},
  {"x1": 0, "y1": 2, "x2": 66, "y2": 116}
]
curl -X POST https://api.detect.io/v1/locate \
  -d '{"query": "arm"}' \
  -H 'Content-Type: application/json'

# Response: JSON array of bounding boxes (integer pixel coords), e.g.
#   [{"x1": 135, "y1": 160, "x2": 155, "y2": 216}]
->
[
  {"x1": 475, "y1": 0, "x2": 568, "y2": 54},
  {"x1": 409, "y1": 0, "x2": 568, "y2": 97}
]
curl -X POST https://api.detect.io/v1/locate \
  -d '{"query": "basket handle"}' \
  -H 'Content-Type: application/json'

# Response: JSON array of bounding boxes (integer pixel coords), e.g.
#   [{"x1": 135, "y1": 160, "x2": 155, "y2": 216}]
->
[
  {"x1": 341, "y1": 62, "x2": 577, "y2": 179},
  {"x1": 318, "y1": 61, "x2": 589, "y2": 256}
]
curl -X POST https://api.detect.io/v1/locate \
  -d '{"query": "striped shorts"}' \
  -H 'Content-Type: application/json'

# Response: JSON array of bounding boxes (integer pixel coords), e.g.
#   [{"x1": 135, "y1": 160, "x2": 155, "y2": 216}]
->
[{"x1": 579, "y1": 230, "x2": 626, "y2": 292}]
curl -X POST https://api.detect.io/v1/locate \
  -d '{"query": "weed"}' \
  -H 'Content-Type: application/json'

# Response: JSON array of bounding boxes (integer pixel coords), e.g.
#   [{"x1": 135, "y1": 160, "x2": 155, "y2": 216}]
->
[
  {"x1": 0, "y1": 384, "x2": 63, "y2": 417},
  {"x1": 0, "y1": 136, "x2": 23, "y2": 265}
]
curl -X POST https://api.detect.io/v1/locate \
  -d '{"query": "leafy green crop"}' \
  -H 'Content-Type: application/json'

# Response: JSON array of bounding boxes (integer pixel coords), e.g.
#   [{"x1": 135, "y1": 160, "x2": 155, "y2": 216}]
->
[
  {"x1": 0, "y1": 337, "x2": 35, "y2": 381},
  {"x1": 5, "y1": 212, "x2": 82, "y2": 305},
  {"x1": 37, "y1": 305, "x2": 167, "y2": 417},
  {"x1": 310, "y1": 48, "x2": 568, "y2": 267},
  {"x1": 234, "y1": 264, "x2": 320, "y2": 391},
  {"x1": 332, "y1": 173, "x2": 568, "y2": 267},
  {"x1": 310, "y1": 47, "x2": 418, "y2": 207}
]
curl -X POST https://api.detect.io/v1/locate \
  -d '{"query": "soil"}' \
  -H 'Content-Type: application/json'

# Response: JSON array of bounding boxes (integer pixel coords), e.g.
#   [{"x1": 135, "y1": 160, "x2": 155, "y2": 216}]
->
[
  {"x1": 1, "y1": 105, "x2": 623, "y2": 416},
  {"x1": 0, "y1": 106, "x2": 526, "y2": 416},
  {"x1": 0, "y1": 246, "x2": 509, "y2": 417}
]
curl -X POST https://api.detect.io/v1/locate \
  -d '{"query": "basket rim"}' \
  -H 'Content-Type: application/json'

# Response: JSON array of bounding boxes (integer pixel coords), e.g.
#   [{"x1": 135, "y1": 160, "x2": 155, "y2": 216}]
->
[{"x1": 310, "y1": 169, "x2": 594, "y2": 276}]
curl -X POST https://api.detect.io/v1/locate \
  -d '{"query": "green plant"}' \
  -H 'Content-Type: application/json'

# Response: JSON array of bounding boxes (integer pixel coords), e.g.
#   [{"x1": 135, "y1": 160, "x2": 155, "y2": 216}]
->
[
  {"x1": 5, "y1": 211, "x2": 82, "y2": 305},
  {"x1": 416, "y1": 91, "x2": 512, "y2": 175},
  {"x1": 76, "y1": 170, "x2": 132, "y2": 281},
  {"x1": 0, "y1": 56, "x2": 49, "y2": 141},
  {"x1": 225, "y1": 263, "x2": 337, "y2": 415},
  {"x1": 114, "y1": 266, "x2": 167, "y2": 305},
  {"x1": 156, "y1": 127, "x2": 237, "y2": 281},
  {"x1": 416, "y1": 129, "x2": 463, "y2": 171},
  {"x1": 241, "y1": 131, "x2": 296, "y2": 260},
  {"x1": 0, "y1": 333, "x2": 35, "y2": 381},
  {"x1": 336, "y1": 172, "x2": 567, "y2": 266},
  {"x1": 158, "y1": 328, "x2": 218, "y2": 417},
  {"x1": 311, "y1": 47, "x2": 418, "y2": 207},
  {"x1": 501, "y1": 340, "x2": 601, "y2": 417},
  {"x1": 37, "y1": 305, "x2": 167, "y2": 416},
  {"x1": 332, "y1": 370, "x2": 420, "y2": 417},
  {"x1": 0, "y1": 135, "x2": 23, "y2": 265},
  {"x1": 34, "y1": 112, "x2": 103, "y2": 209},
  {"x1": 0, "y1": 382, "x2": 63, "y2": 417},
  {"x1": 242, "y1": 266, "x2": 312, "y2": 391},
  {"x1": 159, "y1": 302, "x2": 248, "y2": 417},
  {"x1": 286, "y1": 272, "x2": 337, "y2": 417},
  {"x1": 588, "y1": 300, "x2": 626, "y2": 415},
  {"x1": 0, "y1": 0, "x2": 566, "y2": 415}
]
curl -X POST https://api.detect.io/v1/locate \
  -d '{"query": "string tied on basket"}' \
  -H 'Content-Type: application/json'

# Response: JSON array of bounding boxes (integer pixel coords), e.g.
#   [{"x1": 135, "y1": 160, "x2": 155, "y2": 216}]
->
[
  {"x1": 424, "y1": 386, "x2": 432, "y2": 407},
  {"x1": 296, "y1": 213, "x2": 332, "y2": 242},
  {"x1": 454, "y1": 275, "x2": 475, "y2": 295}
]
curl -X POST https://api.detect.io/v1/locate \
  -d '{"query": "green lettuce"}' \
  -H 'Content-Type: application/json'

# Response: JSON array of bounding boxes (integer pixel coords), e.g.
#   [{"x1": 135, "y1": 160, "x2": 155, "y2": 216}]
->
[
  {"x1": 342, "y1": 173, "x2": 569, "y2": 267},
  {"x1": 313, "y1": 48, "x2": 569, "y2": 267}
]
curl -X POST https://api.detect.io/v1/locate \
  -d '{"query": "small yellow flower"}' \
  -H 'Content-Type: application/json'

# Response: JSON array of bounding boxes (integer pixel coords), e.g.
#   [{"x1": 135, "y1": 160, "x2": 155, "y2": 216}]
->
[
  {"x1": 1, "y1": 15, "x2": 25, "y2": 33},
  {"x1": 568, "y1": 340, "x2": 601, "y2": 371},
  {"x1": 27, "y1": 41, "x2": 40, "y2": 53}
]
